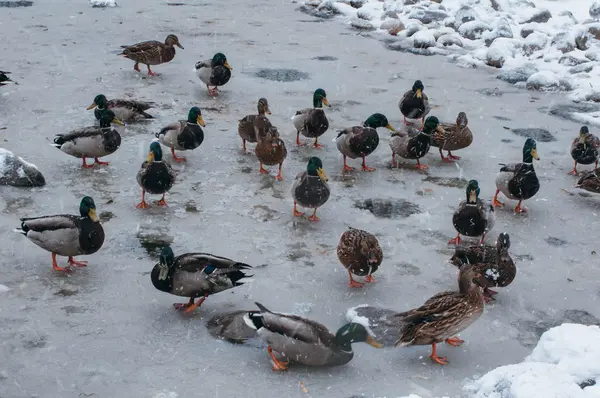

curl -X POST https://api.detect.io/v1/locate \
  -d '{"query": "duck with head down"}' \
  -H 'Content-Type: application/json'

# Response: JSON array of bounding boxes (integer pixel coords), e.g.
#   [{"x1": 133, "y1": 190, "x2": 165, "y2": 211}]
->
[
  {"x1": 449, "y1": 180, "x2": 495, "y2": 245},
  {"x1": 569, "y1": 126, "x2": 600, "y2": 175},
  {"x1": 195, "y1": 53, "x2": 233, "y2": 96},
  {"x1": 156, "y1": 107, "x2": 206, "y2": 162},
  {"x1": 119, "y1": 34, "x2": 184, "y2": 76},
  {"x1": 292, "y1": 88, "x2": 330, "y2": 148},
  {"x1": 292, "y1": 157, "x2": 330, "y2": 222},
  {"x1": 337, "y1": 227, "x2": 383, "y2": 288},
  {"x1": 398, "y1": 80, "x2": 431, "y2": 127},
  {"x1": 136, "y1": 142, "x2": 175, "y2": 209}
]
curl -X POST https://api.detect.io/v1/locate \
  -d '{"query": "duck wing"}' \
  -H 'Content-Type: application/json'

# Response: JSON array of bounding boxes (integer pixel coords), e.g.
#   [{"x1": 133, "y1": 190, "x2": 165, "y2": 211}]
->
[
  {"x1": 174, "y1": 252, "x2": 252, "y2": 273},
  {"x1": 108, "y1": 99, "x2": 155, "y2": 112},
  {"x1": 19, "y1": 214, "x2": 79, "y2": 233},
  {"x1": 54, "y1": 126, "x2": 101, "y2": 146},
  {"x1": 120, "y1": 40, "x2": 162, "y2": 56}
]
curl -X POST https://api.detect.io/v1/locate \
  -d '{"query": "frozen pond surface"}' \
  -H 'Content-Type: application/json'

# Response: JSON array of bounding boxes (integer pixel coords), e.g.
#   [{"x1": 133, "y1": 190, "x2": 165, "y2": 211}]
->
[{"x1": 1, "y1": 0, "x2": 600, "y2": 397}]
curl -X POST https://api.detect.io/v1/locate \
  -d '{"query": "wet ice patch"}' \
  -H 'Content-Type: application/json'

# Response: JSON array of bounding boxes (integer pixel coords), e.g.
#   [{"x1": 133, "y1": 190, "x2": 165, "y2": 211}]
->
[
  {"x1": 511, "y1": 128, "x2": 557, "y2": 142},
  {"x1": 254, "y1": 68, "x2": 309, "y2": 82},
  {"x1": 354, "y1": 198, "x2": 422, "y2": 218},
  {"x1": 0, "y1": 1, "x2": 33, "y2": 6}
]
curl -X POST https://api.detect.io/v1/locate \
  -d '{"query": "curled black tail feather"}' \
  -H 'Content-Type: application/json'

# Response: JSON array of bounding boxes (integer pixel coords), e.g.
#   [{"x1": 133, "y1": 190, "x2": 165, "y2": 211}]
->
[
  {"x1": 140, "y1": 111, "x2": 153, "y2": 119},
  {"x1": 245, "y1": 311, "x2": 265, "y2": 330},
  {"x1": 53, "y1": 135, "x2": 66, "y2": 146}
]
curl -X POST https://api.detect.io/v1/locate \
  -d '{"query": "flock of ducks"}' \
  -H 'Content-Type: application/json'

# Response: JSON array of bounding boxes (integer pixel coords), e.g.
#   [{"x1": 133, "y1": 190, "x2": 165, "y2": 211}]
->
[{"x1": 4, "y1": 31, "x2": 600, "y2": 371}]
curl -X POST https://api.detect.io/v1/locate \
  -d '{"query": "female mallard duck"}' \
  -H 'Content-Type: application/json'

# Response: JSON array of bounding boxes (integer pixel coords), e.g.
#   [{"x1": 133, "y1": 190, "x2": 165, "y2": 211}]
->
[
  {"x1": 119, "y1": 34, "x2": 183, "y2": 76},
  {"x1": 52, "y1": 109, "x2": 123, "y2": 168},
  {"x1": 336, "y1": 113, "x2": 396, "y2": 173},
  {"x1": 155, "y1": 107, "x2": 206, "y2": 162},
  {"x1": 238, "y1": 98, "x2": 271, "y2": 153},
  {"x1": 14, "y1": 196, "x2": 105, "y2": 272},
  {"x1": 398, "y1": 80, "x2": 431, "y2": 126},
  {"x1": 292, "y1": 157, "x2": 330, "y2": 222},
  {"x1": 493, "y1": 138, "x2": 540, "y2": 214},
  {"x1": 337, "y1": 227, "x2": 383, "y2": 288},
  {"x1": 450, "y1": 232, "x2": 515, "y2": 301},
  {"x1": 87, "y1": 94, "x2": 155, "y2": 122},
  {"x1": 151, "y1": 246, "x2": 252, "y2": 314},
  {"x1": 195, "y1": 53, "x2": 233, "y2": 96},
  {"x1": 0, "y1": 71, "x2": 17, "y2": 86},
  {"x1": 292, "y1": 88, "x2": 330, "y2": 148},
  {"x1": 136, "y1": 142, "x2": 175, "y2": 209},
  {"x1": 255, "y1": 126, "x2": 287, "y2": 180},
  {"x1": 390, "y1": 115, "x2": 440, "y2": 170},
  {"x1": 449, "y1": 180, "x2": 495, "y2": 245},
  {"x1": 431, "y1": 111, "x2": 472, "y2": 162},
  {"x1": 568, "y1": 126, "x2": 599, "y2": 175},
  {"x1": 243, "y1": 302, "x2": 382, "y2": 371},
  {"x1": 575, "y1": 168, "x2": 600, "y2": 193}
]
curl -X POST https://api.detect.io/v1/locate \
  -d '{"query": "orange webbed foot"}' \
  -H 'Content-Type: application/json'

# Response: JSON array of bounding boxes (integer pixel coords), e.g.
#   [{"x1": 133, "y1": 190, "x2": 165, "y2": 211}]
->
[
  {"x1": 156, "y1": 199, "x2": 168, "y2": 207},
  {"x1": 307, "y1": 214, "x2": 321, "y2": 222},
  {"x1": 361, "y1": 165, "x2": 376, "y2": 172},
  {"x1": 136, "y1": 201, "x2": 150, "y2": 209},
  {"x1": 343, "y1": 165, "x2": 355, "y2": 172},
  {"x1": 448, "y1": 235, "x2": 462, "y2": 245},
  {"x1": 68, "y1": 257, "x2": 88, "y2": 267},
  {"x1": 446, "y1": 337, "x2": 464, "y2": 347},
  {"x1": 492, "y1": 199, "x2": 504, "y2": 207},
  {"x1": 349, "y1": 280, "x2": 364, "y2": 288},
  {"x1": 364, "y1": 275, "x2": 376, "y2": 283}
]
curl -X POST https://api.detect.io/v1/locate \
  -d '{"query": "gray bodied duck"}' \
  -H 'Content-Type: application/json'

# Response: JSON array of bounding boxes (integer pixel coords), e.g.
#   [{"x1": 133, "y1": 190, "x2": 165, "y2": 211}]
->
[
  {"x1": 430, "y1": 111, "x2": 472, "y2": 162},
  {"x1": 243, "y1": 302, "x2": 382, "y2": 371},
  {"x1": 493, "y1": 138, "x2": 540, "y2": 214},
  {"x1": 390, "y1": 115, "x2": 440, "y2": 170},
  {"x1": 255, "y1": 126, "x2": 287, "y2": 180},
  {"x1": 87, "y1": 94, "x2": 155, "y2": 122},
  {"x1": 14, "y1": 196, "x2": 105, "y2": 272},
  {"x1": 575, "y1": 168, "x2": 600, "y2": 194},
  {"x1": 195, "y1": 53, "x2": 233, "y2": 96},
  {"x1": 136, "y1": 142, "x2": 175, "y2": 209},
  {"x1": 568, "y1": 126, "x2": 599, "y2": 175},
  {"x1": 337, "y1": 227, "x2": 383, "y2": 288},
  {"x1": 151, "y1": 246, "x2": 253, "y2": 314},
  {"x1": 292, "y1": 88, "x2": 330, "y2": 148},
  {"x1": 238, "y1": 98, "x2": 271, "y2": 153},
  {"x1": 52, "y1": 109, "x2": 123, "y2": 168},
  {"x1": 292, "y1": 157, "x2": 330, "y2": 222},
  {"x1": 156, "y1": 107, "x2": 206, "y2": 162},
  {"x1": 398, "y1": 80, "x2": 431, "y2": 127},
  {"x1": 449, "y1": 180, "x2": 495, "y2": 245},
  {"x1": 336, "y1": 113, "x2": 396, "y2": 172},
  {"x1": 119, "y1": 34, "x2": 183, "y2": 76}
]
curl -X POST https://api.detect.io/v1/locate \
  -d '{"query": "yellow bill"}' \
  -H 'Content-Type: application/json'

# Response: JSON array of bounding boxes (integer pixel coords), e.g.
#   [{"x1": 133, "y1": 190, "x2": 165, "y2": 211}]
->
[
  {"x1": 112, "y1": 117, "x2": 125, "y2": 126},
  {"x1": 386, "y1": 123, "x2": 396, "y2": 132},
  {"x1": 469, "y1": 190, "x2": 477, "y2": 203},
  {"x1": 197, "y1": 115, "x2": 206, "y2": 127},
  {"x1": 322, "y1": 97, "x2": 330, "y2": 107},
  {"x1": 146, "y1": 151, "x2": 154, "y2": 163},
  {"x1": 416, "y1": 88, "x2": 422, "y2": 98},
  {"x1": 224, "y1": 61, "x2": 233, "y2": 71},
  {"x1": 366, "y1": 335, "x2": 383, "y2": 348},
  {"x1": 88, "y1": 208, "x2": 99, "y2": 222},
  {"x1": 87, "y1": 103, "x2": 98, "y2": 110},
  {"x1": 531, "y1": 148, "x2": 540, "y2": 160},
  {"x1": 317, "y1": 167, "x2": 328, "y2": 182}
]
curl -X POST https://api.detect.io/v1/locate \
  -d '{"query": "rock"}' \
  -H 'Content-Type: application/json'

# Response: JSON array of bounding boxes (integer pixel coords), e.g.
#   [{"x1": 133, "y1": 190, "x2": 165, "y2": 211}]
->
[
  {"x1": 522, "y1": 9, "x2": 552, "y2": 24},
  {"x1": 590, "y1": 1, "x2": 600, "y2": 19},
  {"x1": 404, "y1": 22, "x2": 423, "y2": 37},
  {"x1": 525, "y1": 71, "x2": 561, "y2": 91},
  {"x1": 520, "y1": 27, "x2": 534, "y2": 38},
  {"x1": 383, "y1": 10, "x2": 398, "y2": 19},
  {"x1": 483, "y1": 18, "x2": 513, "y2": 46},
  {"x1": 408, "y1": 8, "x2": 449, "y2": 25},
  {"x1": 454, "y1": 6, "x2": 476, "y2": 26},
  {"x1": 433, "y1": 27, "x2": 455, "y2": 40},
  {"x1": 403, "y1": 0, "x2": 418, "y2": 4},
  {"x1": 585, "y1": 91, "x2": 600, "y2": 102},
  {"x1": 350, "y1": 18, "x2": 375, "y2": 30},
  {"x1": 357, "y1": 9, "x2": 371, "y2": 20},
  {"x1": 586, "y1": 22, "x2": 600, "y2": 39},
  {"x1": 497, "y1": 65, "x2": 538, "y2": 83},
  {"x1": 485, "y1": 38, "x2": 518, "y2": 68},
  {"x1": 381, "y1": 19, "x2": 405, "y2": 35},
  {"x1": 348, "y1": 0, "x2": 365, "y2": 8},
  {"x1": 586, "y1": 50, "x2": 599, "y2": 61},
  {"x1": 490, "y1": 0, "x2": 500, "y2": 11},
  {"x1": 522, "y1": 32, "x2": 548, "y2": 55},
  {"x1": 569, "y1": 63, "x2": 594, "y2": 74},
  {"x1": 413, "y1": 29, "x2": 436, "y2": 48},
  {"x1": 0, "y1": 148, "x2": 46, "y2": 187},
  {"x1": 574, "y1": 30, "x2": 590, "y2": 51},
  {"x1": 458, "y1": 20, "x2": 491, "y2": 40},
  {"x1": 558, "y1": 55, "x2": 589, "y2": 66},
  {"x1": 437, "y1": 33, "x2": 463, "y2": 47},
  {"x1": 558, "y1": 11, "x2": 578, "y2": 24},
  {"x1": 551, "y1": 31, "x2": 575, "y2": 53}
]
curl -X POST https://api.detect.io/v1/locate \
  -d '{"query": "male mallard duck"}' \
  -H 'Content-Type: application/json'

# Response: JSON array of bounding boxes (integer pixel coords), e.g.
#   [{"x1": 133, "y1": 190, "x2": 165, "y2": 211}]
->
[
  {"x1": 207, "y1": 310, "x2": 261, "y2": 344},
  {"x1": 151, "y1": 246, "x2": 252, "y2": 314},
  {"x1": 337, "y1": 227, "x2": 383, "y2": 288},
  {"x1": 431, "y1": 111, "x2": 472, "y2": 162},
  {"x1": 449, "y1": 180, "x2": 495, "y2": 245},
  {"x1": 14, "y1": 196, "x2": 105, "y2": 272},
  {"x1": 195, "y1": 53, "x2": 233, "y2": 96},
  {"x1": 493, "y1": 138, "x2": 540, "y2": 214},
  {"x1": 243, "y1": 302, "x2": 382, "y2": 371},
  {"x1": 399, "y1": 80, "x2": 431, "y2": 126},
  {"x1": 52, "y1": 109, "x2": 123, "y2": 168},
  {"x1": 575, "y1": 168, "x2": 600, "y2": 193},
  {"x1": 136, "y1": 142, "x2": 175, "y2": 209},
  {"x1": 0, "y1": 71, "x2": 17, "y2": 86},
  {"x1": 255, "y1": 126, "x2": 287, "y2": 180},
  {"x1": 87, "y1": 94, "x2": 155, "y2": 122},
  {"x1": 238, "y1": 98, "x2": 271, "y2": 153},
  {"x1": 292, "y1": 157, "x2": 330, "y2": 222},
  {"x1": 336, "y1": 113, "x2": 396, "y2": 173},
  {"x1": 292, "y1": 88, "x2": 330, "y2": 148},
  {"x1": 119, "y1": 34, "x2": 183, "y2": 76},
  {"x1": 450, "y1": 232, "x2": 515, "y2": 301},
  {"x1": 390, "y1": 115, "x2": 440, "y2": 170},
  {"x1": 155, "y1": 107, "x2": 206, "y2": 162},
  {"x1": 568, "y1": 126, "x2": 599, "y2": 175}
]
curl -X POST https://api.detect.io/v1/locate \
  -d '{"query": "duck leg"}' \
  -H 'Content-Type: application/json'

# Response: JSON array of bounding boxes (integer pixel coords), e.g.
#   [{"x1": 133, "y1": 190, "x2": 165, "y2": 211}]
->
[
  {"x1": 492, "y1": 189, "x2": 504, "y2": 207},
  {"x1": 275, "y1": 163, "x2": 283, "y2": 181},
  {"x1": 514, "y1": 200, "x2": 527, "y2": 214},
  {"x1": 439, "y1": 148, "x2": 454, "y2": 163},
  {"x1": 293, "y1": 201, "x2": 305, "y2": 217},
  {"x1": 146, "y1": 65, "x2": 158, "y2": 77},
  {"x1": 259, "y1": 162, "x2": 269, "y2": 175},
  {"x1": 156, "y1": 194, "x2": 168, "y2": 207},
  {"x1": 364, "y1": 274, "x2": 376, "y2": 283},
  {"x1": 242, "y1": 139, "x2": 247, "y2": 153},
  {"x1": 343, "y1": 155, "x2": 355, "y2": 172},
  {"x1": 174, "y1": 297, "x2": 195, "y2": 310},
  {"x1": 568, "y1": 161, "x2": 578, "y2": 175},
  {"x1": 415, "y1": 158, "x2": 428, "y2": 170},
  {"x1": 448, "y1": 233, "x2": 462, "y2": 245},
  {"x1": 313, "y1": 137, "x2": 324, "y2": 149},
  {"x1": 361, "y1": 155, "x2": 376, "y2": 172},
  {"x1": 81, "y1": 158, "x2": 95, "y2": 169},
  {"x1": 183, "y1": 293, "x2": 209, "y2": 314},
  {"x1": 52, "y1": 253, "x2": 69, "y2": 272},
  {"x1": 479, "y1": 232, "x2": 487, "y2": 245},
  {"x1": 68, "y1": 256, "x2": 88, "y2": 267},
  {"x1": 133, "y1": 62, "x2": 141, "y2": 72},
  {"x1": 429, "y1": 343, "x2": 448, "y2": 365},
  {"x1": 171, "y1": 148, "x2": 186, "y2": 162},
  {"x1": 391, "y1": 153, "x2": 398, "y2": 168},
  {"x1": 483, "y1": 287, "x2": 498, "y2": 300},
  {"x1": 267, "y1": 346, "x2": 289, "y2": 371},
  {"x1": 348, "y1": 270, "x2": 364, "y2": 288},
  {"x1": 447, "y1": 151, "x2": 461, "y2": 160},
  {"x1": 295, "y1": 131, "x2": 305, "y2": 147},
  {"x1": 136, "y1": 190, "x2": 150, "y2": 209},
  {"x1": 307, "y1": 208, "x2": 320, "y2": 222},
  {"x1": 94, "y1": 157, "x2": 110, "y2": 166},
  {"x1": 445, "y1": 337, "x2": 464, "y2": 347}
]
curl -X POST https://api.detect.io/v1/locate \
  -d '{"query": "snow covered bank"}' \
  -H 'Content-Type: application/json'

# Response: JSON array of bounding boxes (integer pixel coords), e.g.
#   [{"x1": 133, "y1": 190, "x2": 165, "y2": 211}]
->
[{"x1": 297, "y1": 0, "x2": 600, "y2": 108}]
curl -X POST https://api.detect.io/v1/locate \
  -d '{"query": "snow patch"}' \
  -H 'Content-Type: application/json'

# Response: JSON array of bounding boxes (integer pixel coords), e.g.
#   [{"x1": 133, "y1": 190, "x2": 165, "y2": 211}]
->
[
  {"x1": 0, "y1": 285, "x2": 10, "y2": 293},
  {"x1": 346, "y1": 304, "x2": 375, "y2": 336},
  {"x1": 90, "y1": 0, "x2": 117, "y2": 7}
]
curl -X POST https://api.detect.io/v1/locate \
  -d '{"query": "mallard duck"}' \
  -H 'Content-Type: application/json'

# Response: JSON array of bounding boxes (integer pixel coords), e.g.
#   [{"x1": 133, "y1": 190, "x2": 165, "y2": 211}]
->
[
  {"x1": 337, "y1": 227, "x2": 383, "y2": 288},
  {"x1": 151, "y1": 246, "x2": 252, "y2": 314},
  {"x1": 431, "y1": 112, "x2": 472, "y2": 162},
  {"x1": 155, "y1": 107, "x2": 206, "y2": 162},
  {"x1": 238, "y1": 98, "x2": 271, "y2": 153},
  {"x1": 243, "y1": 302, "x2": 382, "y2": 371},
  {"x1": 336, "y1": 113, "x2": 396, "y2": 173},
  {"x1": 207, "y1": 310, "x2": 261, "y2": 344},
  {"x1": 255, "y1": 126, "x2": 287, "y2": 180},
  {"x1": 52, "y1": 109, "x2": 123, "y2": 168},
  {"x1": 450, "y1": 232, "x2": 515, "y2": 301},
  {"x1": 568, "y1": 126, "x2": 599, "y2": 175},
  {"x1": 493, "y1": 138, "x2": 540, "y2": 214},
  {"x1": 87, "y1": 94, "x2": 155, "y2": 122},
  {"x1": 292, "y1": 157, "x2": 330, "y2": 222},
  {"x1": 119, "y1": 34, "x2": 183, "y2": 76},
  {"x1": 136, "y1": 142, "x2": 175, "y2": 209},
  {"x1": 0, "y1": 71, "x2": 17, "y2": 86},
  {"x1": 195, "y1": 53, "x2": 233, "y2": 96},
  {"x1": 449, "y1": 180, "x2": 495, "y2": 245},
  {"x1": 14, "y1": 196, "x2": 104, "y2": 272},
  {"x1": 292, "y1": 88, "x2": 330, "y2": 148},
  {"x1": 398, "y1": 80, "x2": 431, "y2": 126},
  {"x1": 575, "y1": 168, "x2": 600, "y2": 193},
  {"x1": 390, "y1": 115, "x2": 440, "y2": 170}
]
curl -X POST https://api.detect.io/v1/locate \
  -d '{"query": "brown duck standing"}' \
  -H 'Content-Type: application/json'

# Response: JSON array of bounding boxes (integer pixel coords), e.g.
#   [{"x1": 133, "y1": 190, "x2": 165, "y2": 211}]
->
[
  {"x1": 238, "y1": 98, "x2": 271, "y2": 153},
  {"x1": 431, "y1": 112, "x2": 472, "y2": 162},
  {"x1": 255, "y1": 126, "x2": 287, "y2": 180},
  {"x1": 336, "y1": 227, "x2": 383, "y2": 288},
  {"x1": 119, "y1": 34, "x2": 184, "y2": 76}
]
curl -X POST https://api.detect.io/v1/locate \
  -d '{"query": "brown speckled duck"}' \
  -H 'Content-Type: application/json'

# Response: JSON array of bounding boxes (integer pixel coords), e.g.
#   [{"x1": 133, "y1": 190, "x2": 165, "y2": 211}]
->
[
  {"x1": 575, "y1": 168, "x2": 600, "y2": 193},
  {"x1": 119, "y1": 34, "x2": 183, "y2": 76},
  {"x1": 238, "y1": 98, "x2": 271, "y2": 153},
  {"x1": 336, "y1": 227, "x2": 383, "y2": 288},
  {"x1": 431, "y1": 112, "x2": 472, "y2": 162},
  {"x1": 569, "y1": 126, "x2": 599, "y2": 175},
  {"x1": 255, "y1": 126, "x2": 287, "y2": 180}
]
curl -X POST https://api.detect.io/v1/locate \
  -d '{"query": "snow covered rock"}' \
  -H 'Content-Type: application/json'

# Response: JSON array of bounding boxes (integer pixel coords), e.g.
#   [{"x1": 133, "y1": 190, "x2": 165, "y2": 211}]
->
[
  {"x1": 519, "y1": 8, "x2": 552, "y2": 24},
  {"x1": 455, "y1": 5, "x2": 477, "y2": 26},
  {"x1": 574, "y1": 29, "x2": 590, "y2": 51},
  {"x1": 351, "y1": 18, "x2": 375, "y2": 30},
  {"x1": 483, "y1": 18, "x2": 513, "y2": 46},
  {"x1": 522, "y1": 32, "x2": 549, "y2": 55},
  {"x1": 404, "y1": 22, "x2": 424, "y2": 37},
  {"x1": 497, "y1": 65, "x2": 538, "y2": 83},
  {"x1": 408, "y1": 8, "x2": 448, "y2": 25},
  {"x1": 90, "y1": 0, "x2": 117, "y2": 7},
  {"x1": 551, "y1": 31, "x2": 575, "y2": 53},
  {"x1": 590, "y1": 1, "x2": 600, "y2": 20},
  {"x1": 413, "y1": 29, "x2": 436, "y2": 48},
  {"x1": 0, "y1": 148, "x2": 45, "y2": 187},
  {"x1": 438, "y1": 33, "x2": 463, "y2": 47},
  {"x1": 485, "y1": 38, "x2": 519, "y2": 68},
  {"x1": 586, "y1": 22, "x2": 600, "y2": 39},
  {"x1": 526, "y1": 71, "x2": 562, "y2": 91},
  {"x1": 458, "y1": 20, "x2": 491, "y2": 40},
  {"x1": 381, "y1": 19, "x2": 405, "y2": 35}
]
